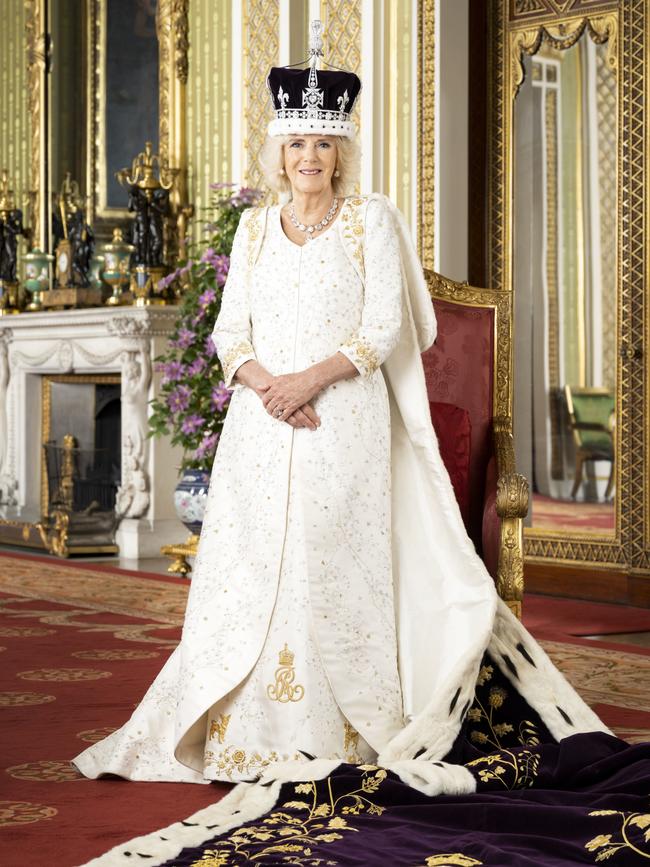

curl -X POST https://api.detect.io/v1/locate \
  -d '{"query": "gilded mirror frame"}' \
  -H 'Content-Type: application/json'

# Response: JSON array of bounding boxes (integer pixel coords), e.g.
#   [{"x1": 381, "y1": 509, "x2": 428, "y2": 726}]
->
[
  {"x1": 489, "y1": 1, "x2": 650, "y2": 573},
  {"x1": 25, "y1": 0, "x2": 189, "y2": 252}
]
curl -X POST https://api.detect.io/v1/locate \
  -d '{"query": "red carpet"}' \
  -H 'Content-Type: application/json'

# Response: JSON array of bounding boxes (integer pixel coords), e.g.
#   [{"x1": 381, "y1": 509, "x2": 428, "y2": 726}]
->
[
  {"x1": 0, "y1": 585, "x2": 228, "y2": 867},
  {"x1": 0, "y1": 552, "x2": 649, "y2": 865},
  {"x1": 532, "y1": 493, "x2": 615, "y2": 532},
  {"x1": 523, "y1": 592, "x2": 650, "y2": 637}
]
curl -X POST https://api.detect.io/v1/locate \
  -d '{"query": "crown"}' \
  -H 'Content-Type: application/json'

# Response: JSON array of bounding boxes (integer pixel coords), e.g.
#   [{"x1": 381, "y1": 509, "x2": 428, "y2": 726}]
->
[
  {"x1": 267, "y1": 20, "x2": 361, "y2": 138},
  {"x1": 278, "y1": 643, "x2": 295, "y2": 666}
]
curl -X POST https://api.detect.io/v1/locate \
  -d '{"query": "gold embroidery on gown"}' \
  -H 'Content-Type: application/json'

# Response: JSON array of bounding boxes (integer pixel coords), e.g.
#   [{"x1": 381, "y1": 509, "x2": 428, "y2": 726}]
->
[
  {"x1": 266, "y1": 644, "x2": 305, "y2": 703},
  {"x1": 209, "y1": 713, "x2": 231, "y2": 744},
  {"x1": 344, "y1": 720, "x2": 362, "y2": 762}
]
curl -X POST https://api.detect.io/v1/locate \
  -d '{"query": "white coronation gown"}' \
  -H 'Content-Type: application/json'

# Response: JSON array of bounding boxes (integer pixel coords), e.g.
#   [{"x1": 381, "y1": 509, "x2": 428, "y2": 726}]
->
[{"x1": 73, "y1": 196, "x2": 605, "y2": 785}]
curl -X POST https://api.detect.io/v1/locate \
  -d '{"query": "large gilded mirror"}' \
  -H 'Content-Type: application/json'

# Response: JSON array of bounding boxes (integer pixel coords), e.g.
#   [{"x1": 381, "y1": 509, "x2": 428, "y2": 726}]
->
[
  {"x1": 512, "y1": 21, "x2": 618, "y2": 541},
  {"x1": 27, "y1": 0, "x2": 188, "y2": 253},
  {"x1": 489, "y1": 3, "x2": 650, "y2": 585}
]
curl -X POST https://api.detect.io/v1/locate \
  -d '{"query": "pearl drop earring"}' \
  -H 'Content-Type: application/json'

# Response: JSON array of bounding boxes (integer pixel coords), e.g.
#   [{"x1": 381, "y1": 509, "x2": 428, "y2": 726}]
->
[
  {"x1": 279, "y1": 167, "x2": 286, "y2": 175},
  {"x1": 334, "y1": 169, "x2": 340, "y2": 177}
]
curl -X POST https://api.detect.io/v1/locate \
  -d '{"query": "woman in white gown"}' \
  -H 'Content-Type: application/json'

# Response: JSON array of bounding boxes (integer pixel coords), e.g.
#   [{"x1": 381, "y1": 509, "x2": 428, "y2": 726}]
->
[{"x1": 73, "y1": 50, "x2": 605, "y2": 786}]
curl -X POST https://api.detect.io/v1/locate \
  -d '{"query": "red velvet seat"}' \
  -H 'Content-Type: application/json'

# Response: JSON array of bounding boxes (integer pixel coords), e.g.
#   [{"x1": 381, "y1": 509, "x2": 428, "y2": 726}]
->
[{"x1": 422, "y1": 273, "x2": 529, "y2": 616}]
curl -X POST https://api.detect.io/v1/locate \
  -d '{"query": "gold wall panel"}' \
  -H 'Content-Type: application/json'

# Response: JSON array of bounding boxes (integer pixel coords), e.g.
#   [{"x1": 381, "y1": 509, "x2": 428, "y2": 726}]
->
[
  {"x1": 242, "y1": 0, "x2": 280, "y2": 190},
  {"x1": 383, "y1": 0, "x2": 415, "y2": 223},
  {"x1": 187, "y1": 0, "x2": 232, "y2": 227},
  {"x1": 321, "y1": 0, "x2": 362, "y2": 74},
  {"x1": 1, "y1": 2, "x2": 31, "y2": 224}
]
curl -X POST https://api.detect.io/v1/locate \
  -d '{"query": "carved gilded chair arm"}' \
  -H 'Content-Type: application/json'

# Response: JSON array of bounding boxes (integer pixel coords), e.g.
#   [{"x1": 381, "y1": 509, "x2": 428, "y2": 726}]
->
[{"x1": 492, "y1": 419, "x2": 529, "y2": 618}]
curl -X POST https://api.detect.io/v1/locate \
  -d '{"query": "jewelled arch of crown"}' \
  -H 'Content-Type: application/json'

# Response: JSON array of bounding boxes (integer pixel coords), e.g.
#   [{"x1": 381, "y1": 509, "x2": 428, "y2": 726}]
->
[{"x1": 273, "y1": 20, "x2": 353, "y2": 124}]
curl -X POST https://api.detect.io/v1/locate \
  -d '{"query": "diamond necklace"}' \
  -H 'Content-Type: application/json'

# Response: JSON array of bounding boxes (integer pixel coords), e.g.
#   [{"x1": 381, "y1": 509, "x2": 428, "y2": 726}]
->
[{"x1": 289, "y1": 197, "x2": 339, "y2": 240}]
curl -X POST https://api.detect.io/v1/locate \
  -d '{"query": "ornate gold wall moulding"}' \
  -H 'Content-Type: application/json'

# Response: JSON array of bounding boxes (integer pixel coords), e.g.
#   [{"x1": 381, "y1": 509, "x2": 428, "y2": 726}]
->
[
  {"x1": 242, "y1": 0, "x2": 280, "y2": 191},
  {"x1": 157, "y1": 0, "x2": 191, "y2": 262},
  {"x1": 510, "y1": 14, "x2": 618, "y2": 99},
  {"x1": 509, "y1": 0, "x2": 618, "y2": 24},
  {"x1": 418, "y1": 0, "x2": 435, "y2": 269},
  {"x1": 25, "y1": 0, "x2": 47, "y2": 250}
]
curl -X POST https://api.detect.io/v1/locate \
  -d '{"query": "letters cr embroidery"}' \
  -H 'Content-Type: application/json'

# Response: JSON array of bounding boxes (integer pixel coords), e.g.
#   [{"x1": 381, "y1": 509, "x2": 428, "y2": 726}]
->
[{"x1": 266, "y1": 643, "x2": 305, "y2": 703}]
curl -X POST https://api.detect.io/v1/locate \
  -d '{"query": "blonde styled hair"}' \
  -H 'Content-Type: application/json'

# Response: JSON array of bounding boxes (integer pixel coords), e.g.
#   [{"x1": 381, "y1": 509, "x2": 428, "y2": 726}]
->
[{"x1": 259, "y1": 134, "x2": 361, "y2": 202}]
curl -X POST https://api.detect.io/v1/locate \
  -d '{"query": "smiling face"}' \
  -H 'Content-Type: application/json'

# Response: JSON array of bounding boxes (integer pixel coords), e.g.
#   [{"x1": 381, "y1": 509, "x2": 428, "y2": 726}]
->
[{"x1": 283, "y1": 135, "x2": 338, "y2": 198}]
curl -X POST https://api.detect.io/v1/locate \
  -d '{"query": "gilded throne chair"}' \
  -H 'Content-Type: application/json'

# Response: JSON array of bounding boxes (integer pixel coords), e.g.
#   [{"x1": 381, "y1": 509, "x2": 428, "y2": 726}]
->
[{"x1": 422, "y1": 271, "x2": 529, "y2": 618}]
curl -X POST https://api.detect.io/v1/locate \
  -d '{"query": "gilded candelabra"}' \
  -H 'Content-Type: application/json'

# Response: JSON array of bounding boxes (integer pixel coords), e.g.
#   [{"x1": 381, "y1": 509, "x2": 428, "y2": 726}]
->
[{"x1": 116, "y1": 141, "x2": 178, "y2": 306}]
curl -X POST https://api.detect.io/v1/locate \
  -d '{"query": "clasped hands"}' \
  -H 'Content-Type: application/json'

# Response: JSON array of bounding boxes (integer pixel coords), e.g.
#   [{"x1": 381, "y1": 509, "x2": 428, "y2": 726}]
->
[
  {"x1": 235, "y1": 361, "x2": 322, "y2": 430},
  {"x1": 261, "y1": 370, "x2": 323, "y2": 430}
]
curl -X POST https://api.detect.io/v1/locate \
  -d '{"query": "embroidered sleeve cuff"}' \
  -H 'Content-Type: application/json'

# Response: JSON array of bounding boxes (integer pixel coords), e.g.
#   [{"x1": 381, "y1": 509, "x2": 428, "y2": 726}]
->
[
  {"x1": 220, "y1": 340, "x2": 256, "y2": 387},
  {"x1": 338, "y1": 337, "x2": 381, "y2": 377}
]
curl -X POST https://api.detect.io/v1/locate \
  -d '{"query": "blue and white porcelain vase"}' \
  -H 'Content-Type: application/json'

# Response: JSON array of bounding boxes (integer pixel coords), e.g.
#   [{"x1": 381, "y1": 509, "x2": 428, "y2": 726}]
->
[{"x1": 173, "y1": 469, "x2": 211, "y2": 536}]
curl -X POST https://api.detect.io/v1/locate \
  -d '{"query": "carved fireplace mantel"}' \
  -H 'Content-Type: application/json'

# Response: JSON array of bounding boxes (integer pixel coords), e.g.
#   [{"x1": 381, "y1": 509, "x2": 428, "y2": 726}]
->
[{"x1": 0, "y1": 307, "x2": 187, "y2": 559}]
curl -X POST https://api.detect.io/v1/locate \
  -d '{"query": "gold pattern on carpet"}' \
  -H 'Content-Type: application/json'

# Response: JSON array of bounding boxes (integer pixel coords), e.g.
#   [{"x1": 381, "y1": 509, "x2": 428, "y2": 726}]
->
[
  {"x1": 76, "y1": 726, "x2": 118, "y2": 743},
  {"x1": 6, "y1": 761, "x2": 84, "y2": 782},
  {"x1": 542, "y1": 641, "x2": 650, "y2": 713},
  {"x1": 0, "y1": 597, "x2": 178, "y2": 645},
  {"x1": 16, "y1": 667, "x2": 112, "y2": 682},
  {"x1": 0, "y1": 691, "x2": 56, "y2": 706},
  {"x1": 71, "y1": 649, "x2": 160, "y2": 660},
  {"x1": 0, "y1": 800, "x2": 58, "y2": 826},
  {"x1": 0, "y1": 626, "x2": 56, "y2": 637},
  {"x1": 0, "y1": 555, "x2": 188, "y2": 623}
]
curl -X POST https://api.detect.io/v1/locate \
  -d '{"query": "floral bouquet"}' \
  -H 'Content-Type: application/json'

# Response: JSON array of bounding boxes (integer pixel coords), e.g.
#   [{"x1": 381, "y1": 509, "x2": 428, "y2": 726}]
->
[{"x1": 148, "y1": 184, "x2": 263, "y2": 470}]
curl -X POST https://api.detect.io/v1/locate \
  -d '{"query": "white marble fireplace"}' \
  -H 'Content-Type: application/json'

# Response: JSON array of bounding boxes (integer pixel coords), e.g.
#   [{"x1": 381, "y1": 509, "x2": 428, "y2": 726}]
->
[{"x1": 0, "y1": 307, "x2": 187, "y2": 559}]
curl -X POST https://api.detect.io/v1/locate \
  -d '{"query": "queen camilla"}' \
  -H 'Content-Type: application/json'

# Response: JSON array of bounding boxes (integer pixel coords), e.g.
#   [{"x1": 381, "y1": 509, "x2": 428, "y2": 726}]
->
[{"x1": 73, "y1": 30, "x2": 605, "y2": 786}]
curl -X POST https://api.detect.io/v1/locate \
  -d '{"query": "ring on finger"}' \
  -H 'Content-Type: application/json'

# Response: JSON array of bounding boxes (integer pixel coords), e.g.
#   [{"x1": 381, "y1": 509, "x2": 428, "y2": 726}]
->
[{"x1": 274, "y1": 407, "x2": 284, "y2": 418}]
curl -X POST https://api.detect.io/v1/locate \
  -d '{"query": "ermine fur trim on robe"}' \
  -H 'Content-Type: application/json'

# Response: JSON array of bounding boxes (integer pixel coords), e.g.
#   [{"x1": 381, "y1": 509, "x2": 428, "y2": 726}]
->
[
  {"x1": 487, "y1": 599, "x2": 610, "y2": 740},
  {"x1": 79, "y1": 758, "x2": 477, "y2": 866},
  {"x1": 79, "y1": 780, "x2": 282, "y2": 866}
]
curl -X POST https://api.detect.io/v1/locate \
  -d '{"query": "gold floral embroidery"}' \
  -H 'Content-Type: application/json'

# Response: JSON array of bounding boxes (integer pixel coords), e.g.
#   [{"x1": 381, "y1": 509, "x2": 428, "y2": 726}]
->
[
  {"x1": 420, "y1": 857, "x2": 484, "y2": 866},
  {"x1": 344, "y1": 336, "x2": 380, "y2": 375},
  {"x1": 221, "y1": 339, "x2": 254, "y2": 383},
  {"x1": 190, "y1": 766, "x2": 387, "y2": 865},
  {"x1": 343, "y1": 721, "x2": 361, "y2": 762},
  {"x1": 340, "y1": 196, "x2": 367, "y2": 278},
  {"x1": 467, "y1": 663, "x2": 541, "y2": 750},
  {"x1": 204, "y1": 746, "x2": 301, "y2": 782},
  {"x1": 209, "y1": 713, "x2": 231, "y2": 744},
  {"x1": 245, "y1": 207, "x2": 262, "y2": 269},
  {"x1": 267, "y1": 643, "x2": 305, "y2": 703},
  {"x1": 466, "y1": 748, "x2": 540, "y2": 790},
  {"x1": 584, "y1": 811, "x2": 650, "y2": 862}
]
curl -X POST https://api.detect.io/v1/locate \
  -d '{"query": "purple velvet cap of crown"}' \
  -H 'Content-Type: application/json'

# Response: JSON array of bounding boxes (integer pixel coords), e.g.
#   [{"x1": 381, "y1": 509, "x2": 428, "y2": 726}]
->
[{"x1": 266, "y1": 66, "x2": 361, "y2": 137}]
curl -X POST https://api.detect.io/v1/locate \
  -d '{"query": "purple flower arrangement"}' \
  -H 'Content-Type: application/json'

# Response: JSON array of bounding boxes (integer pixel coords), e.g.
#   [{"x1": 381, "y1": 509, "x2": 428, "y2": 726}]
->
[{"x1": 148, "y1": 184, "x2": 263, "y2": 469}]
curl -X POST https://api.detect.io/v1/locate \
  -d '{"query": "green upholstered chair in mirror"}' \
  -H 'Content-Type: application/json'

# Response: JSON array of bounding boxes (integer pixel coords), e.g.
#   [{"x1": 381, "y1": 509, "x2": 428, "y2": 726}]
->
[{"x1": 564, "y1": 385, "x2": 615, "y2": 502}]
